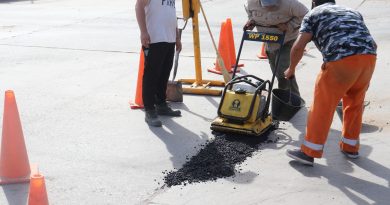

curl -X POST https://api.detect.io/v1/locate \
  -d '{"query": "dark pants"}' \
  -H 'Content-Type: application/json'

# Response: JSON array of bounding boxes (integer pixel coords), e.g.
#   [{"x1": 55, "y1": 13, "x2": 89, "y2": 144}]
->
[
  {"x1": 266, "y1": 40, "x2": 300, "y2": 96},
  {"x1": 142, "y1": 42, "x2": 175, "y2": 111}
]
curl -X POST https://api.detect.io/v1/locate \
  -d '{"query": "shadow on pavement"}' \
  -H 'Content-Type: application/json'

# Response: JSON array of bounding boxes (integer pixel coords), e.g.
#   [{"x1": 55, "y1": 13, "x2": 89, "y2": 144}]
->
[
  {"x1": 172, "y1": 97, "x2": 219, "y2": 122},
  {"x1": 351, "y1": 145, "x2": 390, "y2": 188},
  {"x1": 147, "y1": 99, "x2": 222, "y2": 182},
  {"x1": 150, "y1": 115, "x2": 209, "y2": 168},
  {"x1": 288, "y1": 125, "x2": 389, "y2": 204},
  {"x1": 361, "y1": 123, "x2": 380, "y2": 133},
  {"x1": 289, "y1": 159, "x2": 389, "y2": 204},
  {"x1": 225, "y1": 171, "x2": 259, "y2": 184},
  {"x1": 266, "y1": 129, "x2": 297, "y2": 149},
  {"x1": 1, "y1": 183, "x2": 29, "y2": 205},
  {"x1": 284, "y1": 106, "x2": 308, "y2": 147}
]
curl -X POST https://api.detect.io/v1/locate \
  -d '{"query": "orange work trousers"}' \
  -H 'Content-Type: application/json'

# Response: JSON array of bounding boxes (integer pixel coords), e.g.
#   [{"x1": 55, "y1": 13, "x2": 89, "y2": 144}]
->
[{"x1": 301, "y1": 54, "x2": 376, "y2": 158}]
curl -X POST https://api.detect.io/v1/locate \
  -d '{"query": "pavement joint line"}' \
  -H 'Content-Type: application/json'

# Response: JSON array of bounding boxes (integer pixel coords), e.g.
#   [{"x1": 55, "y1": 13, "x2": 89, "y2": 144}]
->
[
  {"x1": 0, "y1": 43, "x2": 136, "y2": 54},
  {"x1": 0, "y1": 10, "x2": 129, "y2": 41},
  {"x1": 0, "y1": 43, "x2": 263, "y2": 61}
]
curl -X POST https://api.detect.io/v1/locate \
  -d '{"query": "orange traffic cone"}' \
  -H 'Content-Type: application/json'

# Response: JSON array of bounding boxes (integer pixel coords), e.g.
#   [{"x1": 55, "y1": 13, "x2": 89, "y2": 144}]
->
[
  {"x1": 208, "y1": 22, "x2": 232, "y2": 74},
  {"x1": 28, "y1": 173, "x2": 49, "y2": 205},
  {"x1": 257, "y1": 43, "x2": 267, "y2": 59},
  {"x1": 0, "y1": 90, "x2": 31, "y2": 185},
  {"x1": 225, "y1": 18, "x2": 243, "y2": 69},
  {"x1": 129, "y1": 49, "x2": 145, "y2": 109}
]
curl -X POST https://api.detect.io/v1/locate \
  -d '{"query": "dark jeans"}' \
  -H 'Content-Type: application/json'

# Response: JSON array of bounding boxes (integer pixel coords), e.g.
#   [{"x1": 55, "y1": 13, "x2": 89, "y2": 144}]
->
[
  {"x1": 266, "y1": 40, "x2": 300, "y2": 96},
  {"x1": 142, "y1": 42, "x2": 175, "y2": 111}
]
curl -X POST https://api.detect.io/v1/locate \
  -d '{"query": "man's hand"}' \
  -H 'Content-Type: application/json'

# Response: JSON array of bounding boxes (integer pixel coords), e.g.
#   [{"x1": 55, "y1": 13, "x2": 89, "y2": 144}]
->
[
  {"x1": 284, "y1": 67, "x2": 295, "y2": 79},
  {"x1": 284, "y1": 33, "x2": 312, "y2": 79},
  {"x1": 140, "y1": 32, "x2": 150, "y2": 48},
  {"x1": 244, "y1": 19, "x2": 256, "y2": 31},
  {"x1": 276, "y1": 23, "x2": 288, "y2": 32},
  {"x1": 176, "y1": 38, "x2": 182, "y2": 52}
]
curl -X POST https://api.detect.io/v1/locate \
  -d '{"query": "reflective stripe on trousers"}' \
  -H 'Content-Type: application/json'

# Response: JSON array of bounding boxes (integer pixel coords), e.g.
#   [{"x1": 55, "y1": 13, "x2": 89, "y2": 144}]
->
[
  {"x1": 341, "y1": 136, "x2": 359, "y2": 146},
  {"x1": 301, "y1": 139, "x2": 325, "y2": 158},
  {"x1": 339, "y1": 136, "x2": 360, "y2": 153},
  {"x1": 303, "y1": 140, "x2": 324, "y2": 151}
]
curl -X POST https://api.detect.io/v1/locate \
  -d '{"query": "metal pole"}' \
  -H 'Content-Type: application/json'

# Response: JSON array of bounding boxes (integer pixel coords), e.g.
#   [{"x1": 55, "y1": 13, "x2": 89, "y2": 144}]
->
[{"x1": 191, "y1": 11, "x2": 203, "y2": 86}]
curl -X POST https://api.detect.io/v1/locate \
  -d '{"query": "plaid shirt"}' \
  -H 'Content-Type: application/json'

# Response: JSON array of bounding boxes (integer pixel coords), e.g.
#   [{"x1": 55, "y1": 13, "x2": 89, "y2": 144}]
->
[{"x1": 300, "y1": 3, "x2": 377, "y2": 62}]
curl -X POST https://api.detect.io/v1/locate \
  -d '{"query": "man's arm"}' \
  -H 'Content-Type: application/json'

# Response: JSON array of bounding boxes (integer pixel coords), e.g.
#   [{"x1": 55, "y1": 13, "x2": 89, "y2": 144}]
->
[
  {"x1": 135, "y1": 0, "x2": 150, "y2": 47},
  {"x1": 244, "y1": 2, "x2": 256, "y2": 30},
  {"x1": 176, "y1": 28, "x2": 182, "y2": 52},
  {"x1": 284, "y1": 32, "x2": 312, "y2": 79}
]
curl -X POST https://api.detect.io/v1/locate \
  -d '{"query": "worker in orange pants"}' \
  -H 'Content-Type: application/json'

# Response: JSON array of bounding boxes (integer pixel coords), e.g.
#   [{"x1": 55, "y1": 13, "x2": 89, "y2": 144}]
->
[
  {"x1": 284, "y1": 0, "x2": 377, "y2": 166},
  {"x1": 302, "y1": 55, "x2": 375, "y2": 158}
]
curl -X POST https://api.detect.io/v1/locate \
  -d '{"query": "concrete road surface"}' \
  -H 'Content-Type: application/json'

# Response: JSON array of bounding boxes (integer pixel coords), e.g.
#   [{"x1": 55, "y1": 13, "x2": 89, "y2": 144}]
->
[{"x1": 1, "y1": 0, "x2": 389, "y2": 204}]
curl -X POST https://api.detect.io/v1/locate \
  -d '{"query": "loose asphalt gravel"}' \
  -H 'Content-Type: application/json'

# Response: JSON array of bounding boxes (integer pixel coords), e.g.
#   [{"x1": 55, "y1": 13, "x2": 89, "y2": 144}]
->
[{"x1": 164, "y1": 129, "x2": 278, "y2": 187}]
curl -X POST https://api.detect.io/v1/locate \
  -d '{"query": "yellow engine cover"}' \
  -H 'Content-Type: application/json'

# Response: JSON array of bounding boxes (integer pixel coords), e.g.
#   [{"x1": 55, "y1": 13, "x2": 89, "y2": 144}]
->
[{"x1": 220, "y1": 90, "x2": 265, "y2": 123}]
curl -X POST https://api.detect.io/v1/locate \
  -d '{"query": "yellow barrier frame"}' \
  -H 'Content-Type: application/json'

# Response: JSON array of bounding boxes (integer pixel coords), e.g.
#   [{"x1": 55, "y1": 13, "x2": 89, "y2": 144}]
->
[{"x1": 180, "y1": 0, "x2": 225, "y2": 96}]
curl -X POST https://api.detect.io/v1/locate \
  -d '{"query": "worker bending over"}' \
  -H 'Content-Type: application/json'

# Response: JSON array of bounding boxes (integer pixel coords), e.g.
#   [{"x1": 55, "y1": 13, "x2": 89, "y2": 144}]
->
[{"x1": 285, "y1": 0, "x2": 377, "y2": 165}]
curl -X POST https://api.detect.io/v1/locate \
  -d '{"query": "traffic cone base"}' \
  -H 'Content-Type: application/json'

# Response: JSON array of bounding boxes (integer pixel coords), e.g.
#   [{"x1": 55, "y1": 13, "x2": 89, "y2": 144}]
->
[
  {"x1": 0, "y1": 164, "x2": 37, "y2": 185},
  {"x1": 257, "y1": 53, "x2": 267, "y2": 59},
  {"x1": 0, "y1": 174, "x2": 29, "y2": 185},
  {"x1": 208, "y1": 67, "x2": 240, "y2": 74},
  {"x1": 231, "y1": 63, "x2": 244, "y2": 68},
  {"x1": 129, "y1": 101, "x2": 144, "y2": 109},
  {"x1": 211, "y1": 62, "x2": 244, "y2": 69}
]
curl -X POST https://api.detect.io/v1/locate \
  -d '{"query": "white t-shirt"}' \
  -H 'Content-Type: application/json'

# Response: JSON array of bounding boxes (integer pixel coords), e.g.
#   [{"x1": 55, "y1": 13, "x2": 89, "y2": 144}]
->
[{"x1": 145, "y1": 0, "x2": 177, "y2": 43}]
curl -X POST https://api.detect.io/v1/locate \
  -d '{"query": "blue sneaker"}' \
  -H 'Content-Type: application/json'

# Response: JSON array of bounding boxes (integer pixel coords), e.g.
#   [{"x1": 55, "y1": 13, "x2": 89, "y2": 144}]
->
[
  {"x1": 286, "y1": 149, "x2": 314, "y2": 166},
  {"x1": 341, "y1": 150, "x2": 359, "y2": 159}
]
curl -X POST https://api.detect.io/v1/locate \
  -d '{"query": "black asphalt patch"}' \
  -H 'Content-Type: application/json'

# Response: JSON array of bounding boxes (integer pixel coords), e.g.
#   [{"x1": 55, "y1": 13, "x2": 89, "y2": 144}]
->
[{"x1": 164, "y1": 130, "x2": 277, "y2": 187}]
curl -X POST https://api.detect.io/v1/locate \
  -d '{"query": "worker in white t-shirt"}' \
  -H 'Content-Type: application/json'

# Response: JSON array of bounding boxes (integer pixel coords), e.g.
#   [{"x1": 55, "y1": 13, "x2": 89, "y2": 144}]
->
[{"x1": 135, "y1": 0, "x2": 182, "y2": 127}]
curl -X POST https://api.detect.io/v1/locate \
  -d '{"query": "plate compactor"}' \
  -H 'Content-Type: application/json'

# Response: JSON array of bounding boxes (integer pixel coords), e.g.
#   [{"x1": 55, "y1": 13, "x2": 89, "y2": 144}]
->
[{"x1": 211, "y1": 28, "x2": 285, "y2": 136}]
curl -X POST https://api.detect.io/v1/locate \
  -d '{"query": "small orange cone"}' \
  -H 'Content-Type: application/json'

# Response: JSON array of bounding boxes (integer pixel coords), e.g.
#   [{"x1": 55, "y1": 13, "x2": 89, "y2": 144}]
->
[
  {"x1": 28, "y1": 172, "x2": 49, "y2": 205},
  {"x1": 225, "y1": 18, "x2": 243, "y2": 69},
  {"x1": 129, "y1": 49, "x2": 145, "y2": 109},
  {"x1": 208, "y1": 22, "x2": 232, "y2": 74},
  {"x1": 0, "y1": 90, "x2": 31, "y2": 185},
  {"x1": 257, "y1": 43, "x2": 267, "y2": 59}
]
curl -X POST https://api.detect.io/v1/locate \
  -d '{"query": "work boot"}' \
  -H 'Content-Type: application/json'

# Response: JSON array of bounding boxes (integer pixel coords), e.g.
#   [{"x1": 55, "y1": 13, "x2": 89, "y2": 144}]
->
[
  {"x1": 286, "y1": 149, "x2": 314, "y2": 166},
  {"x1": 145, "y1": 110, "x2": 162, "y2": 127},
  {"x1": 156, "y1": 103, "x2": 181, "y2": 116},
  {"x1": 341, "y1": 150, "x2": 359, "y2": 159}
]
